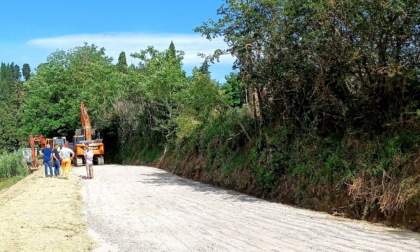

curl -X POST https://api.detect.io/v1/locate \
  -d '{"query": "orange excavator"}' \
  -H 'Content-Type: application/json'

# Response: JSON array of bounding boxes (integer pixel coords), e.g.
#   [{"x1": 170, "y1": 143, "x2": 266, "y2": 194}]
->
[
  {"x1": 72, "y1": 102, "x2": 105, "y2": 166},
  {"x1": 29, "y1": 134, "x2": 47, "y2": 170}
]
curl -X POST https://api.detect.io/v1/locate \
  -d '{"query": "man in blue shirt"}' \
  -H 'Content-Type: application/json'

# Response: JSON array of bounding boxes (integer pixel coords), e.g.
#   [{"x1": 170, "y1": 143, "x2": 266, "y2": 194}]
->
[{"x1": 41, "y1": 144, "x2": 53, "y2": 177}]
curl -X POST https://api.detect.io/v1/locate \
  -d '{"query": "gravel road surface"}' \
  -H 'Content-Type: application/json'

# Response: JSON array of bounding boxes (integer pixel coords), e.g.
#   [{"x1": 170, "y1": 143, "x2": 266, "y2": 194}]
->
[
  {"x1": 1, "y1": 164, "x2": 419, "y2": 251},
  {"x1": 72, "y1": 165, "x2": 420, "y2": 252}
]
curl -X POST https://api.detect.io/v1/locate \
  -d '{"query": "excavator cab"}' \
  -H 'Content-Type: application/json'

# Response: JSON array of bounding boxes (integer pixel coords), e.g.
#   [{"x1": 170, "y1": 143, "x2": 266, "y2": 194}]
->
[
  {"x1": 53, "y1": 137, "x2": 67, "y2": 150},
  {"x1": 46, "y1": 137, "x2": 67, "y2": 149},
  {"x1": 73, "y1": 135, "x2": 86, "y2": 144}
]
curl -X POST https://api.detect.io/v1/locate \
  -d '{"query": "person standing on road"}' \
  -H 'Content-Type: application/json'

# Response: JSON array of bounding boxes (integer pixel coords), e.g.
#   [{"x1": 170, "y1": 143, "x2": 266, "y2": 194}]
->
[
  {"x1": 84, "y1": 144, "x2": 94, "y2": 179},
  {"x1": 41, "y1": 144, "x2": 53, "y2": 177},
  {"x1": 52, "y1": 144, "x2": 61, "y2": 177},
  {"x1": 59, "y1": 143, "x2": 74, "y2": 179}
]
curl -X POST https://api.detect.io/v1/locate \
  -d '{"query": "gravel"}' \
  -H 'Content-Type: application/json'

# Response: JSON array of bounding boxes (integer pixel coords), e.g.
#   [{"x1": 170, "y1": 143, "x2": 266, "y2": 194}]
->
[{"x1": 72, "y1": 165, "x2": 420, "y2": 252}]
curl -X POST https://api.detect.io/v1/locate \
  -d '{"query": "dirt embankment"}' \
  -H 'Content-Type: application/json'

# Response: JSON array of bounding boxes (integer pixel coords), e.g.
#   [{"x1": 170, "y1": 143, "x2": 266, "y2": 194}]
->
[{"x1": 0, "y1": 168, "x2": 95, "y2": 251}]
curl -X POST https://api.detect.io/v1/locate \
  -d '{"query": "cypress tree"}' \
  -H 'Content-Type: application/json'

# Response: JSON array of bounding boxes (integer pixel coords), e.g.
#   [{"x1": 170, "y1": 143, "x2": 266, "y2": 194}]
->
[
  {"x1": 198, "y1": 60, "x2": 210, "y2": 75},
  {"x1": 22, "y1": 63, "x2": 31, "y2": 81},
  {"x1": 116, "y1": 51, "x2": 128, "y2": 73},
  {"x1": 167, "y1": 41, "x2": 176, "y2": 59},
  {"x1": 13, "y1": 64, "x2": 21, "y2": 81}
]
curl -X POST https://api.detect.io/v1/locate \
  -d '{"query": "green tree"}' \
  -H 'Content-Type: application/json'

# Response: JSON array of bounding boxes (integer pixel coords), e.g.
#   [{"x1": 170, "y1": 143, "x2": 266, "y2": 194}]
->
[
  {"x1": 21, "y1": 43, "x2": 118, "y2": 138},
  {"x1": 221, "y1": 72, "x2": 245, "y2": 108},
  {"x1": 129, "y1": 43, "x2": 187, "y2": 143},
  {"x1": 196, "y1": 0, "x2": 420, "y2": 133},
  {"x1": 116, "y1": 51, "x2": 128, "y2": 73},
  {"x1": 22, "y1": 63, "x2": 31, "y2": 81},
  {"x1": 177, "y1": 69, "x2": 252, "y2": 142},
  {"x1": 110, "y1": 42, "x2": 189, "y2": 157},
  {"x1": 0, "y1": 62, "x2": 24, "y2": 150},
  {"x1": 167, "y1": 41, "x2": 176, "y2": 59},
  {"x1": 13, "y1": 64, "x2": 21, "y2": 81},
  {"x1": 198, "y1": 60, "x2": 210, "y2": 75}
]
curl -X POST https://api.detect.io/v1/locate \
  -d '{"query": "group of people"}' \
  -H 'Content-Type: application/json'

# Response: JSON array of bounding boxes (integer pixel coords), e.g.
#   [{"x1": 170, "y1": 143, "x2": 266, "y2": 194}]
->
[{"x1": 41, "y1": 143, "x2": 94, "y2": 179}]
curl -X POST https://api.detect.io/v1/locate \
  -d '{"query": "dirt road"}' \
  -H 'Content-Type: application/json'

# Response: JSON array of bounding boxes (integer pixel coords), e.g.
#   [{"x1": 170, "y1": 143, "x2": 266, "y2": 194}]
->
[
  {"x1": 1, "y1": 165, "x2": 420, "y2": 251},
  {"x1": 0, "y1": 168, "x2": 95, "y2": 251}
]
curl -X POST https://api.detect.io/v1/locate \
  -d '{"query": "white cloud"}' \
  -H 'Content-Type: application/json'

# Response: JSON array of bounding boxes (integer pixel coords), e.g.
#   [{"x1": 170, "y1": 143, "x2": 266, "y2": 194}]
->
[{"x1": 27, "y1": 33, "x2": 234, "y2": 67}]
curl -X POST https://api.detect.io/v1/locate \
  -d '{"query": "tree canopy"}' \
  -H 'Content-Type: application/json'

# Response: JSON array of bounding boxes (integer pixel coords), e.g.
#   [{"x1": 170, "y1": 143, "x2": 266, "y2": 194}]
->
[{"x1": 196, "y1": 0, "x2": 420, "y2": 134}]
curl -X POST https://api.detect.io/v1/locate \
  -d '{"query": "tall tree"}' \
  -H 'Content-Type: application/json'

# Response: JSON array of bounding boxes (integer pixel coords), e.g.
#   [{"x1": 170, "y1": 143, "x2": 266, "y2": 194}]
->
[
  {"x1": 221, "y1": 72, "x2": 245, "y2": 108},
  {"x1": 116, "y1": 51, "x2": 128, "y2": 73},
  {"x1": 167, "y1": 41, "x2": 176, "y2": 59},
  {"x1": 0, "y1": 62, "x2": 15, "y2": 101},
  {"x1": 13, "y1": 64, "x2": 21, "y2": 81},
  {"x1": 127, "y1": 43, "x2": 187, "y2": 144},
  {"x1": 0, "y1": 62, "x2": 24, "y2": 150},
  {"x1": 0, "y1": 63, "x2": 7, "y2": 81},
  {"x1": 22, "y1": 63, "x2": 31, "y2": 81},
  {"x1": 198, "y1": 60, "x2": 210, "y2": 75}
]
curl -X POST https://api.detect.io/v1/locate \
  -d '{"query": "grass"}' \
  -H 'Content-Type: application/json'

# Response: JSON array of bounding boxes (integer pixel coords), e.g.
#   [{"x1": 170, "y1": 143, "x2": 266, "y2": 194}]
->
[
  {"x1": 0, "y1": 176, "x2": 25, "y2": 191},
  {"x1": 0, "y1": 151, "x2": 29, "y2": 191}
]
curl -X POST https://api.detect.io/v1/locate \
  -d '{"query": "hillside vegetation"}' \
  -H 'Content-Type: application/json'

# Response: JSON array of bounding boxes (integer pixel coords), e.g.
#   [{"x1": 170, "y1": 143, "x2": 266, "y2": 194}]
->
[{"x1": 0, "y1": 0, "x2": 419, "y2": 230}]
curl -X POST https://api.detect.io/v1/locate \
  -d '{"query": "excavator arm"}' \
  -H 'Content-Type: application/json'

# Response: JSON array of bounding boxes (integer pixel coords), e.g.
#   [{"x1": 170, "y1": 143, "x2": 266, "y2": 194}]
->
[
  {"x1": 30, "y1": 135, "x2": 46, "y2": 167},
  {"x1": 80, "y1": 102, "x2": 92, "y2": 141}
]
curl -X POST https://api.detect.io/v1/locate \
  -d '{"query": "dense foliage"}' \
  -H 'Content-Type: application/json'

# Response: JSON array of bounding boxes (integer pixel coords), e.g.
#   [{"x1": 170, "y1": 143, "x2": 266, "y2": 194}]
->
[
  {"x1": 0, "y1": 152, "x2": 28, "y2": 179},
  {"x1": 0, "y1": 62, "x2": 24, "y2": 151},
  {"x1": 0, "y1": 0, "x2": 419, "y2": 230},
  {"x1": 21, "y1": 44, "x2": 118, "y2": 137},
  {"x1": 196, "y1": 0, "x2": 420, "y2": 134}
]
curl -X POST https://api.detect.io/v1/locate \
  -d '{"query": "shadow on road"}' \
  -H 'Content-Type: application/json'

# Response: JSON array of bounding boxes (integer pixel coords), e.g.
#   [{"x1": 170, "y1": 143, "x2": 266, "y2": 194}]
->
[{"x1": 139, "y1": 172, "x2": 262, "y2": 204}]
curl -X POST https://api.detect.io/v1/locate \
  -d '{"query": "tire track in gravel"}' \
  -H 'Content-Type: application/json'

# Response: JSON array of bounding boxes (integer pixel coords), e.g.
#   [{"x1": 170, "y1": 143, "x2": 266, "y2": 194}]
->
[{"x1": 73, "y1": 165, "x2": 420, "y2": 252}]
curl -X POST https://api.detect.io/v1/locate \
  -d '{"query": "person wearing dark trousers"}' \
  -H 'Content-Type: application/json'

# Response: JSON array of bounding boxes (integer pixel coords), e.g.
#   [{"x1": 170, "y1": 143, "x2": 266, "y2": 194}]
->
[{"x1": 52, "y1": 145, "x2": 62, "y2": 177}]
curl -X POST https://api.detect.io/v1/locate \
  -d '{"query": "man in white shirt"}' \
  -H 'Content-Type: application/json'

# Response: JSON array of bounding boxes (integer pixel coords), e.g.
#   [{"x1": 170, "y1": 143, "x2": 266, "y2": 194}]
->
[
  {"x1": 84, "y1": 144, "x2": 94, "y2": 179},
  {"x1": 59, "y1": 143, "x2": 74, "y2": 179}
]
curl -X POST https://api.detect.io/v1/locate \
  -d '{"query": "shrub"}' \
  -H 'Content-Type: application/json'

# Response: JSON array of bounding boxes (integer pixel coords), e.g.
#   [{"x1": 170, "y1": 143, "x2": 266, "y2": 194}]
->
[{"x1": 0, "y1": 152, "x2": 28, "y2": 179}]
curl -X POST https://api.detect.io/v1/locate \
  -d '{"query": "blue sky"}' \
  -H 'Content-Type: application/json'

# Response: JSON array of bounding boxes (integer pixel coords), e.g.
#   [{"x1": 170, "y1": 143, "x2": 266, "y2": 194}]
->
[{"x1": 0, "y1": 0, "x2": 234, "y2": 83}]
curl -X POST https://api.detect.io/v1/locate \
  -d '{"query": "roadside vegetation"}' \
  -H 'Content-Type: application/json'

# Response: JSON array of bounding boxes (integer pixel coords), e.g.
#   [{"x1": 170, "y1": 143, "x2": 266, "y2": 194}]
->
[
  {"x1": 0, "y1": 152, "x2": 28, "y2": 190},
  {"x1": 0, "y1": 0, "x2": 419, "y2": 230}
]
